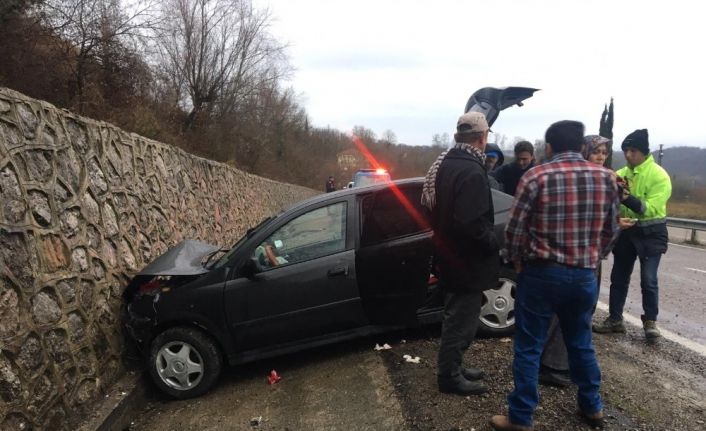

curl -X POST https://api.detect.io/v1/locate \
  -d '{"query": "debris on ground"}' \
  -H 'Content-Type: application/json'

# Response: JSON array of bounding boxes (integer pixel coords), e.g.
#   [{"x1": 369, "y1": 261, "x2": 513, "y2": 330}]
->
[
  {"x1": 267, "y1": 370, "x2": 281, "y2": 385},
  {"x1": 403, "y1": 354, "x2": 421, "y2": 364},
  {"x1": 374, "y1": 343, "x2": 392, "y2": 351},
  {"x1": 250, "y1": 416, "x2": 263, "y2": 427}
]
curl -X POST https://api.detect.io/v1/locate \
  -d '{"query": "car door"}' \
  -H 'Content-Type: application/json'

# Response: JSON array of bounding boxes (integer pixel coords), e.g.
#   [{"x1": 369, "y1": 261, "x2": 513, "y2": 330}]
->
[
  {"x1": 356, "y1": 183, "x2": 433, "y2": 325},
  {"x1": 223, "y1": 198, "x2": 366, "y2": 352}
]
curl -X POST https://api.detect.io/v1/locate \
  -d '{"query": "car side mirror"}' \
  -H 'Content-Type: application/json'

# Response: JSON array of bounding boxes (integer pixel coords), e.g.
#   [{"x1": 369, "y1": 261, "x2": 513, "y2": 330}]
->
[{"x1": 241, "y1": 257, "x2": 262, "y2": 279}]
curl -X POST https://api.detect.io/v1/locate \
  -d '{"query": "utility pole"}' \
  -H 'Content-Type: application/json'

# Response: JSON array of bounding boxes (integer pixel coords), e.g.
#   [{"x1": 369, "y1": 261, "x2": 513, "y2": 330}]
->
[{"x1": 658, "y1": 144, "x2": 664, "y2": 165}]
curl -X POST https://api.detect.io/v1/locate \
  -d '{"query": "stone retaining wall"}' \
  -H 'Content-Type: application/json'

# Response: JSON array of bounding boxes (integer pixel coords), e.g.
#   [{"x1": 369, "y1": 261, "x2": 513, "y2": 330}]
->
[{"x1": 0, "y1": 87, "x2": 317, "y2": 429}]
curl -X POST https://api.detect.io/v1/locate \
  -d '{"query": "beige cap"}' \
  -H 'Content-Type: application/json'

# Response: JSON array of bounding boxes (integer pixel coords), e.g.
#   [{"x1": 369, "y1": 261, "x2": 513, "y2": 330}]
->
[{"x1": 456, "y1": 112, "x2": 490, "y2": 133}]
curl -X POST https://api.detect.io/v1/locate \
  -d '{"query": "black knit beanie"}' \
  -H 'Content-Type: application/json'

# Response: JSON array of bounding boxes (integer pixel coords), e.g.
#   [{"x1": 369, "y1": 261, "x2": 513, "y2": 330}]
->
[{"x1": 621, "y1": 129, "x2": 649, "y2": 155}]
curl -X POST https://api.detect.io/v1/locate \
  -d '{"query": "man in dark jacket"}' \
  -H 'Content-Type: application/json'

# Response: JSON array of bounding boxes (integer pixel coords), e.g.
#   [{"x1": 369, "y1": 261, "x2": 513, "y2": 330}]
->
[
  {"x1": 491, "y1": 141, "x2": 534, "y2": 195},
  {"x1": 421, "y1": 112, "x2": 499, "y2": 395},
  {"x1": 485, "y1": 143, "x2": 505, "y2": 190},
  {"x1": 325, "y1": 176, "x2": 336, "y2": 192}
]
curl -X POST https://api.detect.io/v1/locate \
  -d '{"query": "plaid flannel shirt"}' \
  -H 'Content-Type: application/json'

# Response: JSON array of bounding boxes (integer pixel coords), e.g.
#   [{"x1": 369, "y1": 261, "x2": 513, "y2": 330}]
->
[{"x1": 505, "y1": 151, "x2": 621, "y2": 269}]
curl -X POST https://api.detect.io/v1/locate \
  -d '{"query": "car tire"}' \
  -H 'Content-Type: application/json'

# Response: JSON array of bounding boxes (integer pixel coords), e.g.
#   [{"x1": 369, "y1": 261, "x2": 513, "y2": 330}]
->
[
  {"x1": 477, "y1": 267, "x2": 517, "y2": 337},
  {"x1": 148, "y1": 326, "x2": 223, "y2": 399}
]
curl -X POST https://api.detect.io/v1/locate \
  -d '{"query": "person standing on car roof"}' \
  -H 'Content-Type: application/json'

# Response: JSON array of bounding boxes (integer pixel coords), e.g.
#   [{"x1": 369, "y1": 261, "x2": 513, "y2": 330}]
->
[
  {"x1": 421, "y1": 112, "x2": 499, "y2": 396},
  {"x1": 592, "y1": 129, "x2": 672, "y2": 340},
  {"x1": 537, "y1": 135, "x2": 615, "y2": 389},
  {"x1": 490, "y1": 121, "x2": 621, "y2": 431},
  {"x1": 491, "y1": 141, "x2": 535, "y2": 196}
]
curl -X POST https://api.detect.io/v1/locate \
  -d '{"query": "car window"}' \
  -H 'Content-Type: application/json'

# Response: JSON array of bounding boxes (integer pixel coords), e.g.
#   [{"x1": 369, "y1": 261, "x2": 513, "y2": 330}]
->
[
  {"x1": 361, "y1": 185, "x2": 429, "y2": 246},
  {"x1": 252, "y1": 202, "x2": 347, "y2": 269},
  {"x1": 355, "y1": 174, "x2": 390, "y2": 187}
]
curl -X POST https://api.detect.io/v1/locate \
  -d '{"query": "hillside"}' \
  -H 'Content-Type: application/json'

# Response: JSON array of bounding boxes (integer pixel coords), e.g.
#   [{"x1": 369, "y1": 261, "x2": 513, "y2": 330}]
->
[{"x1": 612, "y1": 146, "x2": 706, "y2": 184}]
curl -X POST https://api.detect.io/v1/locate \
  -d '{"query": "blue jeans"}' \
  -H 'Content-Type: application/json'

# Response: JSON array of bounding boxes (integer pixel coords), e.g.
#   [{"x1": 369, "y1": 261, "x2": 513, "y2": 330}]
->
[
  {"x1": 609, "y1": 247, "x2": 661, "y2": 321},
  {"x1": 508, "y1": 264, "x2": 602, "y2": 427}
]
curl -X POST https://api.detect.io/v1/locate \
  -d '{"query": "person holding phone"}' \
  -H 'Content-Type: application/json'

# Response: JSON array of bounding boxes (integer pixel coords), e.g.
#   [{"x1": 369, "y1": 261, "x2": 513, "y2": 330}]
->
[{"x1": 593, "y1": 129, "x2": 672, "y2": 340}]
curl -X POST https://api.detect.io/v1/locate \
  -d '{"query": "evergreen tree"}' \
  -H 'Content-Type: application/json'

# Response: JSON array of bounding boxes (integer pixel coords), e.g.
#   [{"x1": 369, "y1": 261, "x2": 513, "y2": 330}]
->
[{"x1": 599, "y1": 97, "x2": 615, "y2": 167}]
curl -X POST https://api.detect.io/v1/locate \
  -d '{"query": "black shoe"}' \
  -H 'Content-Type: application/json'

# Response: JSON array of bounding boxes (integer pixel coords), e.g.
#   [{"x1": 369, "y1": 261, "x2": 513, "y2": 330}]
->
[
  {"x1": 438, "y1": 374, "x2": 488, "y2": 395},
  {"x1": 578, "y1": 410, "x2": 605, "y2": 429},
  {"x1": 461, "y1": 367, "x2": 485, "y2": 381},
  {"x1": 538, "y1": 369, "x2": 572, "y2": 388}
]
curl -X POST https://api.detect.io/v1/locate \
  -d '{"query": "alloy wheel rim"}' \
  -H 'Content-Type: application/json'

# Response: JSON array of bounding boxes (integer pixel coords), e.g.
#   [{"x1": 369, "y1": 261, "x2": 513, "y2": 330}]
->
[
  {"x1": 155, "y1": 341, "x2": 204, "y2": 391},
  {"x1": 480, "y1": 278, "x2": 516, "y2": 329}
]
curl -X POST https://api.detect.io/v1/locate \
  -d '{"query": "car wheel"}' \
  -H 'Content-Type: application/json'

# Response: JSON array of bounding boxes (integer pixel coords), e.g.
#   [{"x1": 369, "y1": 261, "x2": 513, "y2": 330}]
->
[
  {"x1": 477, "y1": 268, "x2": 516, "y2": 337},
  {"x1": 148, "y1": 326, "x2": 223, "y2": 399}
]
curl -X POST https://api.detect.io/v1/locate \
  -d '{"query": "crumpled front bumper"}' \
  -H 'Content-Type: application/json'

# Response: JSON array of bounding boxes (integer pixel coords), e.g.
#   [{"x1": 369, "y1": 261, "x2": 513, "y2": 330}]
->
[{"x1": 125, "y1": 303, "x2": 155, "y2": 351}]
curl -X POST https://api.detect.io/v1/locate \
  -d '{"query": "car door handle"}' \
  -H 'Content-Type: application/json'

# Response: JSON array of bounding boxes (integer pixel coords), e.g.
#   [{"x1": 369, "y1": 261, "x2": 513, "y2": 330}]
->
[{"x1": 328, "y1": 265, "x2": 348, "y2": 277}]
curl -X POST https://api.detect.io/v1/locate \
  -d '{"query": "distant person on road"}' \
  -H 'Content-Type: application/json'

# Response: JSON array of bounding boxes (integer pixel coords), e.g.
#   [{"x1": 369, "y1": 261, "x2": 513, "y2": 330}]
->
[
  {"x1": 485, "y1": 143, "x2": 505, "y2": 191},
  {"x1": 538, "y1": 135, "x2": 614, "y2": 388},
  {"x1": 421, "y1": 112, "x2": 499, "y2": 396},
  {"x1": 325, "y1": 176, "x2": 336, "y2": 193},
  {"x1": 490, "y1": 121, "x2": 620, "y2": 431},
  {"x1": 491, "y1": 141, "x2": 535, "y2": 195},
  {"x1": 593, "y1": 129, "x2": 672, "y2": 340}
]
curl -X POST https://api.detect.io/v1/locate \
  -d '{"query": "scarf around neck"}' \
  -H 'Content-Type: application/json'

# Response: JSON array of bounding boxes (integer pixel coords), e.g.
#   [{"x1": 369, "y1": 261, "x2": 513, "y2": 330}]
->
[{"x1": 421, "y1": 143, "x2": 487, "y2": 210}]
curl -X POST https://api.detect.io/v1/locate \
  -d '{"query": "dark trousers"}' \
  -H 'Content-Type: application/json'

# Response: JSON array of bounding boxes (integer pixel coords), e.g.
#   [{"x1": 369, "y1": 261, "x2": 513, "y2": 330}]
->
[
  {"x1": 437, "y1": 289, "x2": 482, "y2": 377},
  {"x1": 609, "y1": 243, "x2": 661, "y2": 321},
  {"x1": 508, "y1": 264, "x2": 602, "y2": 427}
]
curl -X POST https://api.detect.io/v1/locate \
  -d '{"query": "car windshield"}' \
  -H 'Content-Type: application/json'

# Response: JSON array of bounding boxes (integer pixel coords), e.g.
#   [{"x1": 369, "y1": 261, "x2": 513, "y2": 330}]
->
[
  {"x1": 355, "y1": 173, "x2": 390, "y2": 187},
  {"x1": 212, "y1": 215, "x2": 276, "y2": 269}
]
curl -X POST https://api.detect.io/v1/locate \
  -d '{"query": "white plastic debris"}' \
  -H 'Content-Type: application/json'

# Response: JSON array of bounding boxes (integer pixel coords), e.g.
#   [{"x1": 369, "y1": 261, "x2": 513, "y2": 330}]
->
[
  {"x1": 374, "y1": 343, "x2": 392, "y2": 351},
  {"x1": 250, "y1": 416, "x2": 263, "y2": 427},
  {"x1": 403, "y1": 354, "x2": 421, "y2": 364},
  {"x1": 500, "y1": 337, "x2": 512, "y2": 343}
]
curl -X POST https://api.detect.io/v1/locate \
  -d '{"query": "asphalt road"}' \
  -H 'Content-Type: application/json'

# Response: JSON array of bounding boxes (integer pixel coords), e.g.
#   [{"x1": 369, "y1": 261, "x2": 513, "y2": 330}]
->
[{"x1": 598, "y1": 241, "x2": 706, "y2": 347}]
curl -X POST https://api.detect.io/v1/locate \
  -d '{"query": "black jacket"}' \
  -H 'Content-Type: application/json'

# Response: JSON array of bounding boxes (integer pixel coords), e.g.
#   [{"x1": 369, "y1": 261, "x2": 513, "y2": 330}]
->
[
  {"x1": 491, "y1": 160, "x2": 534, "y2": 196},
  {"x1": 431, "y1": 148, "x2": 500, "y2": 292}
]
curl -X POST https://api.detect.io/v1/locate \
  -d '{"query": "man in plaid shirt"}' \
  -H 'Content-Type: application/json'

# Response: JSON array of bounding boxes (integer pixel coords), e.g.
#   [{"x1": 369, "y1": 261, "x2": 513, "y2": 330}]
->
[{"x1": 490, "y1": 121, "x2": 620, "y2": 431}]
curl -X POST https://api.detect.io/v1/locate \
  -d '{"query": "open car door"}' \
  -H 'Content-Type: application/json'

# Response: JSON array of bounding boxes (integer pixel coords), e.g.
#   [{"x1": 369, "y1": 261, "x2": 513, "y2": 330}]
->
[
  {"x1": 356, "y1": 183, "x2": 432, "y2": 325},
  {"x1": 464, "y1": 86, "x2": 539, "y2": 127}
]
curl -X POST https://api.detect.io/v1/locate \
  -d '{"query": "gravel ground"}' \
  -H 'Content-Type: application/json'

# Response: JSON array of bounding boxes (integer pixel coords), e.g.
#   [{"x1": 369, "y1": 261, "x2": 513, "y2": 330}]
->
[
  {"x1": 126, "y1": 310, "x2": 705, "y2": 431},
  {"x1": 379, "y1": 311, "x2": 706, "y2": 431}
]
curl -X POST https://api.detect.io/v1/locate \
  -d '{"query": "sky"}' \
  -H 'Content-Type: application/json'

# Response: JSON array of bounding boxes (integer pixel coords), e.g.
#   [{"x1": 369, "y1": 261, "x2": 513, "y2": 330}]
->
[{"x1": 254, "y1": 0, "x2": 706, "y2": 149}]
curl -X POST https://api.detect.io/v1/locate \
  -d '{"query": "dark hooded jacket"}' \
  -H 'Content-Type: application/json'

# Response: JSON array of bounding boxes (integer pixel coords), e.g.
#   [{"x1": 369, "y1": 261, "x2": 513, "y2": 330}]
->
[
  {"x1": 491, "y1": 158, "x2": 534, "y2": 196},
  {"x1": 485, "y1": 143, "x2": 505, "y2": 191},
  {"x1": 431, "y1": 148, "x2": 500, "y2": 292}
]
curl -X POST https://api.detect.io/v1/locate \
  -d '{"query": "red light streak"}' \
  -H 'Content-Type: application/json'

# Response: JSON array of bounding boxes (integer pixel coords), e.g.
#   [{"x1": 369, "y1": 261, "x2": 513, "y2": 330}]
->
[{"x1": 351, "y1": 133, "x2": 430, "y2": 231}]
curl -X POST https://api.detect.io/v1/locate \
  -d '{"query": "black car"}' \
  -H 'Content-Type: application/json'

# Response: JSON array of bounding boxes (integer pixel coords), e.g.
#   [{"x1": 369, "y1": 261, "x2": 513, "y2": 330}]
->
[{"x1": 124, "y1": 179, "x2": 517, "y2": 398}]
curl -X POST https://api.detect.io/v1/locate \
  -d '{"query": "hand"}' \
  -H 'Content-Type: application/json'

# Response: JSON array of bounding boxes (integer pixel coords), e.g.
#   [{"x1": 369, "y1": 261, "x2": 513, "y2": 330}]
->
[
  {"x1": 618, "y1": 217, "x2": 636, "y2": 230},
  {"x1": 621, "y1": 188, "x2": 630, "y2": 202}
]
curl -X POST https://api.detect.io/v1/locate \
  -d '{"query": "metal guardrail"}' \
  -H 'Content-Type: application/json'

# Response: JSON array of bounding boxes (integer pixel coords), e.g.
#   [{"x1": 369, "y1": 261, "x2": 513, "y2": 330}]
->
[
  {"x1": 666, "y1": 217, "x2": 706, "y2": 231},
  {"x1": 666, "y1": 217, "x2": 706, "y2": 243}
]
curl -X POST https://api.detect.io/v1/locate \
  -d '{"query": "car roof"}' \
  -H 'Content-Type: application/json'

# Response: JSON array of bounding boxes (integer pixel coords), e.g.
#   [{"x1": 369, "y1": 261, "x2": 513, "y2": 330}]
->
[{"x1": 284, "y1": 177, "x2": 424, "y2": 214}]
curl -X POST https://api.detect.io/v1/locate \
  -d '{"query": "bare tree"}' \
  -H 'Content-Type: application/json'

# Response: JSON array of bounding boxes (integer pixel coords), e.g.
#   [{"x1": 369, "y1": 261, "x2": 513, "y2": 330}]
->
[
  {"x1": 431, "y1": 132, "x2": 450, "y2": 148},
  {"x1": 38, "y1": 0, "x2": 158, "y2": 112},
  {"x1": 380, "y1": 129, "x2": 397, "y2": 145},
  {"x1": 153, "y1": 0, "x2": 288, "y2": 130}
]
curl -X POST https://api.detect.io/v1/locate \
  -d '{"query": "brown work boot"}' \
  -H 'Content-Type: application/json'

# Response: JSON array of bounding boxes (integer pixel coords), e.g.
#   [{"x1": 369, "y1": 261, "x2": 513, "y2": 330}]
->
[
  {"x1": 578, "y1": 410, "x2": 605, "y2": 428},
  {"x1": 489, "y1": 415, "x2": 533, "y2": 431},
  {"x1": 643, "y1": 320, "x2": 662, "y2": 339},
  {"x1": 592, "y1": 316, "x2": 626, "y2": 333}
]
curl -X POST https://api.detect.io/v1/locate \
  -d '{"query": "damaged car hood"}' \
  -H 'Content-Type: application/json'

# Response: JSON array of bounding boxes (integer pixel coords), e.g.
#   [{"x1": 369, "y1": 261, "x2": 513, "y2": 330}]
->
[{"x1": 138, "y1": 239, "x2": 221, "y2": 276}]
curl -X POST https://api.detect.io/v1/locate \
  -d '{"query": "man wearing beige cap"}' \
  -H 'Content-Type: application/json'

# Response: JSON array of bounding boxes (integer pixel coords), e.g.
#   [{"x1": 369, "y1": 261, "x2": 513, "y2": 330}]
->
[{"x1": 421, "y1": 112, "x2": 499, "y2": 395}]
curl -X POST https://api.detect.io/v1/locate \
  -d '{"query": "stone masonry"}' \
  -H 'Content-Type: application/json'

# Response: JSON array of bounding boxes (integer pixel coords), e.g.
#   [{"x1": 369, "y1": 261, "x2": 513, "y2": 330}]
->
[{"x1": 0, "y1": 88, "x2": 317, "y2": 429}]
